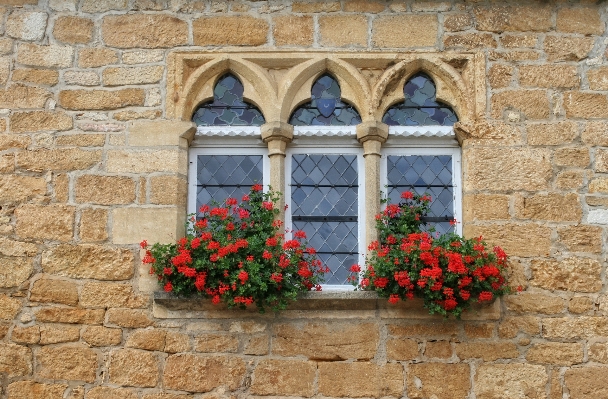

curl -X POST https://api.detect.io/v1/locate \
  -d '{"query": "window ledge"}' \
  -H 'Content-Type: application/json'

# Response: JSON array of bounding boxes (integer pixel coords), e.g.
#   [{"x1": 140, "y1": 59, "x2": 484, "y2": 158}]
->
[{"x1": 153, "y1": 291, "x2": 501, "y2": 320}]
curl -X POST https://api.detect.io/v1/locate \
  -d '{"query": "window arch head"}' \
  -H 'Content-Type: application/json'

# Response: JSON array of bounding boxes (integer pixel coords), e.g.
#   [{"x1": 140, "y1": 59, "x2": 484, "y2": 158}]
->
[
  {"x1": 290, "y1": 74, "x2": 362, "y2": 126},
  {"x1": 382, "y1": 73, "x2": 458, "y2": 127},
  {"x1": 192, "y1": 73, "x2": 265, "y2": 126}
]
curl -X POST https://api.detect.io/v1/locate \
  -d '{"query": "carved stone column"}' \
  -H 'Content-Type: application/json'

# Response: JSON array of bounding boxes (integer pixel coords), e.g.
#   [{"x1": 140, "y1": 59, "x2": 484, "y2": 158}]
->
[
  {"x1": 357, "y1": 121, "x2": 389, "y2": 247},
  {"x1": 261, "y1": 121, "x2": 294, "y2": 223}
]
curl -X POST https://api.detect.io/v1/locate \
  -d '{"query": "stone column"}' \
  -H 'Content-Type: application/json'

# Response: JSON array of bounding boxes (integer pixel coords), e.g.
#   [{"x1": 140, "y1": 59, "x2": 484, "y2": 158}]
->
[
  {"x1": 261, "y1": 121, "x2": 294, "y2": 224},
  {"x1": 356, "y1": 121, "x2": 389, "y2": 247}
]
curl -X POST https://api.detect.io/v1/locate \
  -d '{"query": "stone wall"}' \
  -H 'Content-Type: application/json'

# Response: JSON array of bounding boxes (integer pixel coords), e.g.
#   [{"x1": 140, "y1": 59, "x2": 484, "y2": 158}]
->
[{"x1": 1, "y1": 0, "x2": 607, "y2": 398}]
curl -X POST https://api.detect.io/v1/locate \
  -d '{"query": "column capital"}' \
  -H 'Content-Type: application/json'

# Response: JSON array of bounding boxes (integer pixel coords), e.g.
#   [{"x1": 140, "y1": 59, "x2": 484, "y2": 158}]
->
[
  {"x1": 356, "y1": 121, "x2": 389, "y2": 144},
  {"x1": 261, "y1": 121, "x2": 294, "y2": 144}
]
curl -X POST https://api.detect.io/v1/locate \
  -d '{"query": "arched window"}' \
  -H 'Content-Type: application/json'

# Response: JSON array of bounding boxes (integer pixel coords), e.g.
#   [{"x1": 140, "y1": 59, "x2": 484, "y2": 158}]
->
[{"x1": 188, "y1": 74, "x2": 268, "y2": 218}]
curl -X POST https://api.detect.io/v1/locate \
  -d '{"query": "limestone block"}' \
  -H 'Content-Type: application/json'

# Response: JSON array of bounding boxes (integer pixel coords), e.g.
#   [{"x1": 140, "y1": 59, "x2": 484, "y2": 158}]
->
[
  {"x1": 569, "y1": 296, "x2": 595, "y2": 314},
  {"x1": 318, "y1": 362, "x2": 403, "y2": 397},
  {"x1": 526, "y1": 121, "x2": 578, "y2": 145},
  {"x1": 557, "y1": 225, "x2": 603, "y2": 253},
  {"x1": 488, "y1": 64, "x2": 513, "y2": 89},
  {"x1": 272, "y1": 322, "x2": 378, "y2": 360},
  {"x1": 505, "y1": 293, "x2": 565, "y2": 315},
  {"x1": 112, "y1": 207, "x2": 184, "y2": 245},
  {"x1": 102, "y1": 14, "x2": 188, "y2": 48},
  {"x1": 243, "y1": 334, "x2": 268, "y2": 355},
  {"x1": 444, "y1": 33, "x2": 497, "y2": 49},
  {"x1": 7, "y1": 381, "x2": 69, "y2": 399},
  {"x1": 464, "y1": 224, "x2": 551, "y2": 257},
  {"x1": 59, "y1": 89, "x2": 145, "y2": 110},
  {"x1": 500, "y1": 34, "x2": 538, "y2": 48},
  {"x1": 594, "y1": 148, "x2": 608, "y2": 172},
  {"x1": 56, "y1": 134, "x2": 105, "y2": 147},
  {"x1": 109, "y1": 349, "x2": 159, "y2": 387},
  {"x1": 35, "y1": 307, "x2": 105, "y2": 325},
  {"x1": 103, "y1": 66, "x2": 164, "y2": 86},
  {"x1": 0, "y1": 294, "x2": 21, "y2": 320},
  {"x1": 319, "y1": 15, "x2": 367, "y2": 47},
  {"x1": 542, "y1": 316, "x2": 608, "y2": 339},
  {"x1": 530, "y1": 257, "x2": 602, "y2": 292},
  {"x1": 12, "y1": 68, "x2": 59, "y2": 86},
  {"x1": 49, "y1": 0, "x2": 77, "y2": 11},
  {"x1": 85, "y1": 387, "x2": 137, "y2": 399},
  {"x1": 30, "y1": 278, "x2": 78, "y2": 305},
  {"x1": 373, "y1": 15, "x2": 438, "y2": 47},
  {"x1": 106, "y1": 308, "x2": 153, "y2": 328},
  {"x1": 122, "y1": 49, "x2": 164, "y2": 64},
  {"x1": 10, "y1": 111, "x2": 73, "y2": 133},
  {"x1": 106, "y1": 149, "x2": 185, "y2": 173},
  {"x1": 17, "y1": 43, "x2": 74, "y2": 68},
  {"x1": 0, "y1": 343, "x2": 32, "y2": 377},
  {"x1": 82, "y1": 326, "x2": 123, "y2": 347},
  {"x1": 64, "y1": 70, "x2": 99, "y2": 86},
  {"x1": 491, "y1": 89, "x2": 549, "y2": 119},
  {"x1": 11, "y1": 325, "x2": 40, "y2": 344},
  {"x1": 0, "y1": 83, "x2": 52, "y2": 109},
  {"x1": 15, "y1": 204, "x2": 75, "y2": 242},
  {"x1": 79, "y1": 208, "x2": 108, "y2": 242},
  {"x1": 6, "y1": 11, "x2": 47, "y2": 41},
  {"x1": 193, "y1": 16, "x2": 268, "y2": 46},
  {"x1": 128, "y1": 120, "x2": 194, "y2": 146},
  {"x1": 474, "y1": 364, "x2": 547, "y2": 399},
  {"x1": 498, "y1": 316, "x2": 539, "y2": 339},
  {"x1": 589, "y1": 342, "x2": 608, "y2": 363},
  {"x1": 163, "y1": 355, "x2": 246, "y2": 392},
  {"x1": 424, "y1": 340, "x2": 452, "y2": 358},
  {"x1": 544, "y1": 36, "x2": 594, "y2": 62},
  {"x1": 405, "y1": 364, "x2": 469, "y2": 399},
  {"x1": 386, "y1": 338, "x2": 418, "y2": 360},
  {"x1": 586, "y1": 67, "x2": 608, "y2": 90},
  {"x1": 565, "y1": 367, "x2": 608, "y2": 399},
  {"x1": 165, "y1": 331, "x2": 190, "y2": 353},
  {"x1": 557, "y1": 7, "x2": 604, "y2": 35},
  {"x1": 589, "y1": 178, "x2": 608, "y2": 193},
  {"x1": 292, "y1": 1, "x2": 340, "y2": 12},
  {"x1": 455, "y1": 341, "x2": 518, "y2": 361},
  {"x1": 194, "y1": 334, "x2": 238, "y2": 353},
  {"x1": 0, "y1": 175, "x2": 46, "y2": 204},
  {"x1": 78, "y1": 47, "x2": 119, "y2": 68},
  {"x1": 273, "y1": 15, "x2": 313, "y2": 46},
  {"x1": 114, "y1": 109, "x2": 162, "y2": 121},
  {"x1": 586, "y1": 195, "x2": 608, "y2": 207},
  {"x1": 463, "y1": 323, "x2": 494, "y2": 338},
  {"x1": 526, "y1": 342, "x2": 583, "y2": 366},
  {"x1": 150, "y1": 176, "x2": 187, "y2": 206},
  {"x1": 0, "y1": 133, "x2": 30, "y2": 151},
  {"x1": 80, "y1": 282, "x2": 147, "y2": 308},
  {"x1": 519, "y1": 65, "x2": 579, "y2": 88},
  {"x1": 343, "y1": 0, "x2": 385, "y2": 12},
  {"x1": 36, "y1": 345, "x2": 98, "y2": 383},
  {"x1": 76, "y1": 175, "x2": 136, "y2": 205},
  {"x1": 516, "y1": 193, "x2": 582, "y2": 222},
  {"x1": 388, "y1": 322, "x2": 459, "y2": 338},
  {"x1": 588, "y1": 209, "x2": 608, "y2": 224},
  {"x1": 126, "y1": 328, "x2": 166, "y2": 351},
  {"x1": 53, "y1": 16, "x2": 93, "y2": 44},
  {"x1": 40, "y1": 325, "x2": 80, "y2": 345},
  {"x1": 462, "y1": 194, "x2": 510, "y2": 221},
  {"x1": 42, "y1": 244, "x2": 134, "y2": 280},
  {"x1": 444, "y1": 13, "x2": 473, "y2": 32},
  {"x1": 473, "y1": 5, "x2": 552, "y2": 32},
  {"x1": 251, "y1": 359, "x2": 316, "y2": 396}
]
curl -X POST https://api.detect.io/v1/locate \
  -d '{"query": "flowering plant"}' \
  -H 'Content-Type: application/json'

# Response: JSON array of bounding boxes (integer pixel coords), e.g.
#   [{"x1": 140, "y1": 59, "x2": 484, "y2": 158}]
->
[
  {"x1": 142, "y1": 185, "x2": 326, "y2": 312},
  {"x1": 350, "y1": 191, "x2": 510, "y2": 318}
]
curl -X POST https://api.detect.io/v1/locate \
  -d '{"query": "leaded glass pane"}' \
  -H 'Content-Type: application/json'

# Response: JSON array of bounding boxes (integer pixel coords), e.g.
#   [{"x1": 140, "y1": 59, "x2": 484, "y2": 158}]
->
[
  {"x1": 387, "y1": 155, "x2": 454, "y2": 235},
  {"x1": 192, "y1": 74, "x2": 265, "y2": 126},
  {"x1": 290, "y1": 74, "x2": 362, "y2": 126},
  {"x1": 382, "y1": 73, "x2": 458, "y2": 126},
  {"x1": 196, "y1": 155, "x2": 263, "y2": 216}
]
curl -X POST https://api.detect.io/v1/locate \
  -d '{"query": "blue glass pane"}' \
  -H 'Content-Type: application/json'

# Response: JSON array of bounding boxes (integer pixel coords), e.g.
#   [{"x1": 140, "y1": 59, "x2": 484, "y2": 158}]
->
[
  {"x1": 382, "y1": 73, "x2": 458, "y2": 126},
  {"x1": 290, "y1": 74, "x2": 362, "y2": 126},
  {"x1": 192, "y1": 74, "x2": 265, "y2": 126}
]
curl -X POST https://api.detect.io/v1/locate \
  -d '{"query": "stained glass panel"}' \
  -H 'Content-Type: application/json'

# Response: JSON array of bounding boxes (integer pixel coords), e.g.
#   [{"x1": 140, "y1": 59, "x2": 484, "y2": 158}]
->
[{"x1": 192, "y1": 74, "x2": 265, "y2": 126}]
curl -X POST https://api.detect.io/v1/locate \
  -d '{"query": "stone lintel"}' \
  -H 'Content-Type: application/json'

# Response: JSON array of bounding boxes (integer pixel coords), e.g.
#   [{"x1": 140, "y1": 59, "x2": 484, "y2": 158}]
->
[{"x1": 357, "y1": 121, "x2": 389, "y2": 144}]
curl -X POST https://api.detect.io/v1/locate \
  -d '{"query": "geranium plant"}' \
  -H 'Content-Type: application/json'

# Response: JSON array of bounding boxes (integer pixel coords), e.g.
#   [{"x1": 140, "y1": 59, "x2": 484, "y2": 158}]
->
[
  {"x1": 142, "y1": 185, "x2": 327, "y2": 312},
  {"x1": 350, "y1": 191, "x2": 510, "y2": 318}
]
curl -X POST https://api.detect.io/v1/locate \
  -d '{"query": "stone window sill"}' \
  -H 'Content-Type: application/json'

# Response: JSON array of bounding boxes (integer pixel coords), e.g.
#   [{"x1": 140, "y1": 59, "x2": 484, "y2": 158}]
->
[{"x1": 153, "y1": 291, "x2": 501, "y2": 320}]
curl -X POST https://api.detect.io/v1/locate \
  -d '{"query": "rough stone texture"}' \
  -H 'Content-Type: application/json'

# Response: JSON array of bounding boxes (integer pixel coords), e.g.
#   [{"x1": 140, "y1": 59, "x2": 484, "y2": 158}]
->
[
  {"x1": 474, "y1": 5, "x2": 552, "y2": 32},
  {"x1": 42, "y1": 244, "x2": 134, "y2": 280},
  {"x1": 53, "y1": 16, "x2": 93, "y2": 44},
  {"x1": 273, "y1": 16, "x2": 313, "y2": 46},
  {"x1": 596, "y1": 148, "x2": 608, "y2": 172},
  {"x1": 526, "y1": 342, "x2": 583, "y2": 366},
  {"x1": 407, "y1": 363, "x2": 470, "y2": 399},
  {"x1": 0, "y1": 294, "x2": 21, "y2": 320},
  {"x1": 318, "y1": 15, "x2": 368, "y2": 47},
  {"x1": 516, "y1": 193, "x2": 581, "y2": 222},
  {"x1": 462, "y1": 194, "x2": 510, "y2": 220},
  {"x1": 164, "y1": 355, "x2": 247, "y2": 392},
  {"x1": 112, "y1": 207, "x2": 183, "y2": 245},
  {"x1": 444, "y1": 33, "x2": 497, "y2": 49},
  {"x1": 587, "y1": 67, "x2": 608, "y2": 91},
  {"x1": 150, "y1": 176, "x2": 187, "y2": 206},
  {"x1": 56, "y1": 134, "x2": 105, "y2": 147},
  {"x1": 0, "y1": 257, "x2": 33, "y2": 288},
  {"x1": 36, "y1": 345, "x2": 97, "y2": 383},
  {"x1": 565, "y1": 367, "x2": 608, "y2": 399},
  {"x1": 557, "y1": 7, "x2": 604, "y2": 35},
  {"x1": 194, "y1": 334, "x2": 239, "y2": 353},
  {"x1": 64, "y1": 70, "x2": 99, "y2": 86},
  {"x1": 6, "y1": 11, "x2": 48, "y2": 41},
  {"x1": 7, "y1": 381, "x2": 67, "y2": 399},
  {"x1": 589, "y1": 342, "x2": 608, "y2": 363},
  {"x1": 373, "y1": 15, "x2": 438, "y2": 48},
  {"x1": 79, "y1": 208, "x2": 108, "y2": 242},
  {"x1": 59, "y1": 89, "x2": 145, "y2": 110},
  {"x1": 80, "y1": 282, "x2": 147, "y2": 308},
  {"x1": 556, "y1": 170, "x2": 586, "y2": 190},
  {"x1": 102, "y1": 14, "x2": 187, "y2": 48},
  {"x1": 30, "y1": 278, "x2": 79, "y2": 305},
  {"x1": 82, "y1": 326, "x2": 123, "y2": 347},
  {"x1": 557, "y1": 225, "x2": 603, "y2": 253},
  {"x1": 544, "y1": 36, "x2": 594, "y2": 62},
  {"x1": 455, "y1": 342, "x2": 519, "y2": 361},
  {"x1": 464, "y1": 223, "x2": 551, "y2": 257},
  {"x1": 106, "y1": 150, "x2": 184, "y2": 173},
  {"x1": 107, "y1": 308, "x2": 153, "y2": 328},
  {"x1": 251, "y1": 359, "x2": 316, "y2": 397},
  {"x1": 389, "y1": 323, "x2": 459, "y2": 338},
  {"x1": 519, "y1": 65, "x2": 579, "y2": 88},
  {"x1": 555, "y1": 147, "x2": 590, "y2": 168},
  {"x1": 78, "y1": 47, "x2": 119, "y2": 68},
  {"x1": 103, "y1": 66, "x2": 164, "y2": 86},
  {"x1": 543, "y1": 317, "x2": 608, "y2": 339},
  {"x1": 193, "y1": 16, "x2": 268, "y2": 46},
  {"x1": 273, "y1": 323, "x2": 378, "y2": 360},
  {"x1": 13, "y1": 68, "x2": 58, "y2": 86},
  {"x1": 109, "y1": 349, "x2": 159, "y2": 387},
  {"x1": 83, "y1": 387, "x2": 137, "y2": 399},
  {"x1": 16, "y1": 148, "x2": 100, "y2": 171},
  {"x1": 505, "y1": 293, "x2": 565, "y2": 315},
  {"x1": 243, "y1": 334, "x2": 268, "y2": 355},
  {"x1": 11, "y1": 325, "x2": 40, "y2": 344},
  {"x1": 464, "y1": 324, "x2": 494, "y2": 339},
  {"x1": 526, "y1": 122, "x2": 578, "y2": 146},
  {"x1": 386, "y1": 338, "x2": 419, "y2": 360},
  {"x1": 0, "y1": 343, "x2": 32, "y2": 377},
  {"x1": 15, "y1": 205, "x2": 74, "y2": 241},
  {"x1": 0, "y1": 134, "x2": 31, "y2": 152},
  {"x1": 425, "y1": 341, "x2": 452, "y2": 358},
  {"x1": 475, "y1": 364, "x2": 547, "y2": 399},
  {"x1": 530, "y1": 257, "x2": 602, "y2": 293},
  {"x1": 35, "y1": 307, "x2": 105, "y2": 325},
  {"x1": 319, "y1": 362, "x2": 403, "y2": 398},
  {"x1": 292, "y1": 1, "x2": 340, "y2": 12},
  {"x1": 17, "y1": 43, "x2": 74, "y2": 68},
  {"x1": 589, "y1": 178, "x2": 608, "y2": 194},
  {"x1": 501, "y1": 34, "x2": 538, "y2": 48},
  {"x1": 0, "y1": 83, "x2": 52, "y2": 109},
  {"x1": 491, "y1": 90, "x2": 549, "y2": 119},
  {"x1": 122, "y1": 49, "x2": 164, "y2": 64},
  {"x1": 165, "y1": 331, "x2": 190, "y2": 353},
  {"x1": 40, "y1": 325, "x2": 80, "y2": 345},
  {"x1": 443, "y1": 13, "x2": 473, "y2": 32},
  {"x1": 76, "y1": 175, "x2": 136, "y2": 205},
  {"x1": 488, "y1": 64, "x2": 513, "y2": 88},
  {"x1": 10, "y1": 111, "x2": 73, "y2": 133},
  {"x1": 126, "y1": 329, "x2": 166, "y2": 351},
  {"x1": 564, "y1": 92, "x2": 608, "y2": 118},
  {"x1": 569, "y1": 296, "x2": 595, "y2": 314}
]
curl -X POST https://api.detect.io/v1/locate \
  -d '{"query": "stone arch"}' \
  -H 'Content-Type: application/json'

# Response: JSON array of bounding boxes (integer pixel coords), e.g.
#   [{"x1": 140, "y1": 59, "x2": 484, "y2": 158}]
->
[
  {"x1": 279, "y1": 57, "x2": 372, "y2": 123},
  {"x1": 372, "y1": 58, "x2": 471, "y2": 124},
  {"x1": 180, "y1": 56, "x2": 278, "y2": 122}
]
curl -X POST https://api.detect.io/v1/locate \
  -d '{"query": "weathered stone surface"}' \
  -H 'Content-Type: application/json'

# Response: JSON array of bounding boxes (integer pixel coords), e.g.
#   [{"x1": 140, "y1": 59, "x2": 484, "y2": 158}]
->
[
  {"x1": 0, "y1": 175, "x2": 46, "y2": 204},
  {"x1": 586, "y1": 195, "x2": 608, "y2": 207},
  {"x1": 407, "y1": 363, "x2": 469, "y2": 399},
  {"x1": 565, "y1": 367, "x2": 608, "y2": 399},
  {"x1": 557, "y1": 225, "x2": 603, "y2": 253},
  {"x1": 465, "y1": 223, "x2": 551, "y2": 257},
  {"x1": 11, "y1": 111, "x2": 73, "y2": 133},
  {"x1": 35, "y1": 307, "x2": 105, "y2": 325},
  {"x1": 464, "y1": 148, "x2": 552, "y2": 191},
  {"x1": 53, "y1": 16, "x2": 93, "y2": 44},
  {"x1": 59, "y1": 89, "x2": 145, "y2": 110},
  {"x1": 115, "y1": 109, "x2": 162, "y2": 122},
  {"x1": 389, "y1": 322, "x2": 459, "y2": 338},
  {"x1": 7, "y1": 381, "x2": 67, "y2": 399},
  {"x1": 56, "y1": 133, "x2": 105, "y2": 147},
  {"x1": 318, "y1": 15, "x2": 367, "y2": 47},
  {"x1": 13, "y1": 68, "x2": 59, "y2": 86},
  {"x1": 500, "y1": 34, "x2": 538, "y2": 48},
  {"x1": 18, "y1": 148, "x2": 100, "y2": 172},
  {"x1": 491, "y1": 89, "x2": 549, "y2": 119},
  {"x1": 545, "y1": 36, "x2": 594, "y2": 62},
  {"x1": 526, "y1": 121, "x2": 578, "y2": 146},
  {"x1": 194, "y1": 334, "x2": 238, "y2": 353},
  {"x1": 107, "y1": 308, "x2": 153, "y2": 328},
  {"x1": 589, "y1": 178, "x2": 608, "y2": 194},
  {"x1": 488, "y1": 50, "x2": 540, "y2": 62},
  {"x1": 530, "y1": 257, "x2": 602, "y2": 293},
  {"x1": 251, "y1": 359, "x2": 316, "y2": 397},
  {"x1": 589, "y1": 342, "x2": 608, "y2": 363},
  {"x1": 112, "y1": 207, "x2": 183, "y2": 245},
  {"x1": 455, "y1": 341, "x2": 518, "y2": 361},
  {"x1": 498, "y1": 316, "x2": 539, "y2": 339},
  {"x1": 443, "y1": 13, "x2": 472, "y2": 32},
  {"x1": 569, "y1": 296, "x2": 595, "y2": 314},
  {"x1": 463, "y1": 194, "x2": 510, "y2": 221},
  {"x1": 474, "y1": 5, "x2": 552, "y2": 32},
  {"x1": 37, "y1": 345, "x2": 97, "y2": 382},
  {"x1": 109, "y1": 349, "x2": 159, "y2": 387},
  {"x1": 444, "y1": 33, "x2": 496, "y2": 49},
  {"x1": 386, "y1": 338, "x2": 419, "y2": 360},
  {"x1": 164, "y1": 355, "x2": 246, "y2": 392},
  {"x1": 488, "y1": 64, "x2": 513, "y2": 88},
  {"x1": 519, "y1": 65, "x2": 579, "y2": 88},
  {"x1": 80, "y1": 282, "x2": 147, "y2": 308},
  {"x1": 0, "y1": 257, "x2": 32, "y2": 288},
  {"x1": 557, "y1": 7, "x2": 603, "y2": 35},
  {"x1": 0, "y1": 294, "x2": 21, "y2": 320},
  {"x1": 464, "y1": 323, "x2": 494, "y2": 339},
  {"x1": 586, "y1": 67, "x2": 608, "y2": 91},
  {"x1": 0, "y1": 83, "x2": 51, "y2": 109},
  {"x1": 6, "y1": 11, "x2": 47, "y2": 41},
  {"x1": 40, "y1": 325, "x2": 80, "y2": 345},
  {"x1": 103, "y1": 66, "x2": 164, "y2": 86},
  {"x1": 103, "y1": 14, "x2": 187, "y2": 48},
  {"x1": 11, "y1": 325, "x2": 40, "y2": 344},
  {"x1": 128, "y1": 119, "x2": 192, "y2": 146},
  {"x1": 373, "y1": 15, "x2": 438, "y2": 48},
  {"x1": 344, "y1": 0, "x2": 384, "y2": 12},
  {"x1": 543, "y1": 317, "x2": 608, "y2": 339},
  {"x1": 475, "y1": 364, "x2": 547, "y2": 399},
  {"x1": 122, "y1": 49, "x2": 164, "y2": 64},
  {"x1": 82, "y1": 326, "x2": 123, "y2": 347},
  {"x1": 15, "y1": 205, "x2": 74, "y2": 241},
  {"x1": 106, "y1": 150, "x2": 185, "y2": 173},
  {"x1": 273, "y1": 323, "x2": 378, "y2": 360},
  {"x1": 30, "y1": 278, "x2": 78, "y2": 305},
  {"x1": 292, "y1": 1, "x2": 340, "y2": 12},
  {"x1": 319, "y1": 362, "x2": 403, "y2": 398},
  {"x1": 150, "y1": 176, "x2": 187, "y2": 206},
  {"x1": 273, "y1": 15, "x2": 313, "y2": 46},
  {"x1": 64, "y1": 70, "x2": 99, "y2": 86},
  {"x1": 555, "y1": 147, "x2": 590, "y2": 167},
  {"x1": 17, "y1": 43, "x2": 74, "y2": 68},
  {"x1": 556, "y1": 170, "x2": 585, "y2": 190},
  {"x1": 78, "y1": 47, "x2": 119, "y2": 68},
  {"x1": 596, "y1": 148, "x2": 608, "y2": 172},
  {"x1": 516, "y1": 193, "x2": 581, "y2": 222},
  {"x1": 526, "y1": 342, "x2": 583, "y2": 366},
  {"x1": 82, "y1": 387, "x2": 137, "y2": 399},
  {"x1": 79, "y1": 208, "x2": 108, "y2": 242},
  {"x1": 193, "y1": 16, "x2": 268, "y2": 46},
  {"x1": 505, "y1": 293, "x2": 565, "y2": 315},
  {"x1": 0, "y1": 134, "x2": 30, "y2": 151},
  {"x1": 42, "y1": 244, "x2": 133, "y2": 281},
  {"x1": 424, "y1": 341, "x2": 451, "y2": 358},
  {"x1": 0, "y1": 343, "x2": 32, "y2": 377},
  {"x1": 126, "y1": 329, "x2": 166, "y2": 351},
  {"x1": 243, "y1": 334, "x2": 268, "y2": 355},
  {"x1": 76, "y1": 175, "x2": 135, "y2": 205}
]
